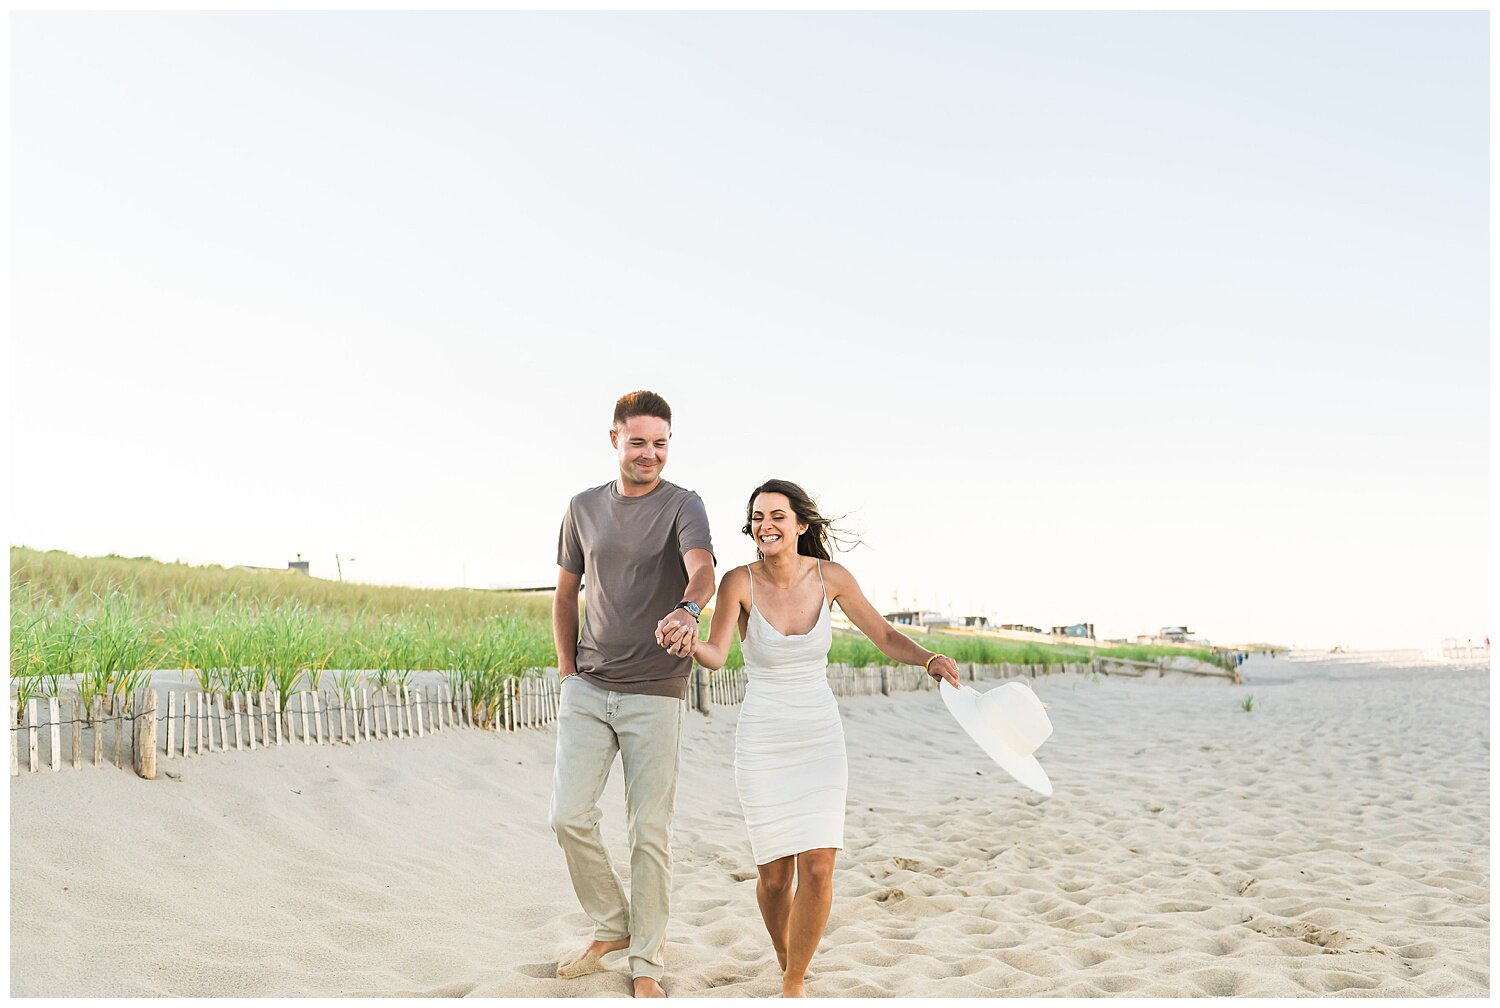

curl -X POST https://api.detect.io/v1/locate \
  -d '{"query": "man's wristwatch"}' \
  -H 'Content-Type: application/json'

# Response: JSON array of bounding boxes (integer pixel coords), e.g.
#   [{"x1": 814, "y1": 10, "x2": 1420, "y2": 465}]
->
[{"x1": 675, "y1": 600, "x2": 702, "y2": 622}]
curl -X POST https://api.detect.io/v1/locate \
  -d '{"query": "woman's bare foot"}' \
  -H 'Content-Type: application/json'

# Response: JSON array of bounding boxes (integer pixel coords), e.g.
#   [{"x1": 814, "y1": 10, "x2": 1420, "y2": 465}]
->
[
  {"x1": 556, "y1": 936, "x2": 630, "y2": 979},
  {"x1": 632, "y1": 976, "x2": 666, "y2": 997},
  {"x1": 781, "y1": 977, "x2": 806, "y2": 998}
]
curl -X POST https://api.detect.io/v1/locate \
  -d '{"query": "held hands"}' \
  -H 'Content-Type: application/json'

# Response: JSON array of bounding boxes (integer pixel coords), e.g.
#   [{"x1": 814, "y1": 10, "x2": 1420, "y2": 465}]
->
[
  {"x1": 926, "y1": 654, "x2": 962, "y2": 689},
  {"x1": 654, "y1": 609, "x2": 699, "y2": 659}
]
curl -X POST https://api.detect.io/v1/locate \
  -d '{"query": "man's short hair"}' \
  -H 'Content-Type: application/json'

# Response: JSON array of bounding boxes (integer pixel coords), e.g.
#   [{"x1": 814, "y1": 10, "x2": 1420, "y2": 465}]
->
[{"x1": 613, "y1": 390, "x2": 672, "y2": 428}]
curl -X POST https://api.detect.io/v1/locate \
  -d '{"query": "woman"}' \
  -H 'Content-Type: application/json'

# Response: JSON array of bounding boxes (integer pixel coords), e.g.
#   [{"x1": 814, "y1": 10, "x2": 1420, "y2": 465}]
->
[{"x1": 657, "y1": 479, "x2": 961, "y2": 998}]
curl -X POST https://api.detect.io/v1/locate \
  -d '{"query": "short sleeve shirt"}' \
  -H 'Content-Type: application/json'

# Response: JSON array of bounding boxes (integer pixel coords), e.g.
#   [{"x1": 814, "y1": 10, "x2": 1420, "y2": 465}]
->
[{"x1": 557, "y1": 479, "x2": 715, "y2": 699}]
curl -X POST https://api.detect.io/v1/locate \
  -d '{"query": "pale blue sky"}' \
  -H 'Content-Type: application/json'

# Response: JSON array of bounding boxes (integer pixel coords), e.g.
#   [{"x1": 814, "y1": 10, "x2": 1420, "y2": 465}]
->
[{"x1": 10, "y1": 12, "x2": 1489, "y2": 649}]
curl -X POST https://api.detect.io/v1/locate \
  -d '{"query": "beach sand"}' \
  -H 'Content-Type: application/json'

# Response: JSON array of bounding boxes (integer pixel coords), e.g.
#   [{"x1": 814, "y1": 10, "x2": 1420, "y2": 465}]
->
[{"x1": 9, "y1": 656, "x2": 1489, "y2": 997}]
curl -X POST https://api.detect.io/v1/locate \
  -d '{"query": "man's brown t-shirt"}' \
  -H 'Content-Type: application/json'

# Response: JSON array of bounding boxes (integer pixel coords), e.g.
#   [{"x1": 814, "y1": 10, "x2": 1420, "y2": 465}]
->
[{"x1": 557, "y1": 479, "x2": 715, "y2": 699}]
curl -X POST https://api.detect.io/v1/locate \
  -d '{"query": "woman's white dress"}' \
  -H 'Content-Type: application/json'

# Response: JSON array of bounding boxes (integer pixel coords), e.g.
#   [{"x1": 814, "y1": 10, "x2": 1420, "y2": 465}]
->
[{"x1": 734, "y1": 561, "x2": 848, "y2": 866}]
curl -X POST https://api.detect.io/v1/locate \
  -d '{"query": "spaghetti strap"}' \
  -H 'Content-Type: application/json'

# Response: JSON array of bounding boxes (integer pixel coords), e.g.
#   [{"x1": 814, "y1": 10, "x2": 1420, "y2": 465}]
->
[
  {"x1": 817, "y1": 559, "x2": 827, "y2": 606},
  {"x1": 747, "y1": 563, "x2": 755, "y2": 605}
]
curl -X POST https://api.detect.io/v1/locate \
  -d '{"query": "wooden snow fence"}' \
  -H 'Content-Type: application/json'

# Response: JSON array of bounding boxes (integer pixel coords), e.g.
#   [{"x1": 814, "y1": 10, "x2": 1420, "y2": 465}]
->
[
  {"x1": 500, "y1": 673, "x2": 562, "y2": 732},
  {"x1": 10, "y1": 673, "x2": 566, "y2": 782},
  {"x1": 1089, "y1": 655, "x2": 1240, "y2": 684},
  {"x1": 8, "y1": 688, "x2": 157, "y2": 778}
]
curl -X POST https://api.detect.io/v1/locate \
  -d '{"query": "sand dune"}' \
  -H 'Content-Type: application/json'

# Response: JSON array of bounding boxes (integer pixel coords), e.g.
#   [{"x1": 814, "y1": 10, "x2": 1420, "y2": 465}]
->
[{"x1": 9, "y1": 656, "x2": 1488, "y2": 996}]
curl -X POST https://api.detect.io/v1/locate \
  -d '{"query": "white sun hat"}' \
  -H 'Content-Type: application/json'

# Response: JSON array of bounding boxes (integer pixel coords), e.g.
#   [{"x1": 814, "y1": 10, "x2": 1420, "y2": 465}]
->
[{"x1": 940, "y1": 680, "x2": 1054, "y2": 796}]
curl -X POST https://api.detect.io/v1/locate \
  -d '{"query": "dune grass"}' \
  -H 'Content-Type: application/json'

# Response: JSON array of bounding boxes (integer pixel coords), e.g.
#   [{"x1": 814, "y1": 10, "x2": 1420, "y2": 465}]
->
[
  {"x1": 828, "y1": 631, "x2": 1094, "y2": 669},
  {"x1": 12, "y1": 547, "x2": 1231, "y2": 707},
  {"x1": 10, "y1": 547, "x2": 555, "y2": 708},
  {"x1": 1094, "y1": 642, "x2": 1239, "y2": 671}
]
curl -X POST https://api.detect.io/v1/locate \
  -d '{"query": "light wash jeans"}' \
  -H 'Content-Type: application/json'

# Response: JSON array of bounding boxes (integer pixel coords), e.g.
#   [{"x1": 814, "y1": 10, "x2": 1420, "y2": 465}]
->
[{"x1": 549, "y1": 673, "x2": 683, "y2": 983}]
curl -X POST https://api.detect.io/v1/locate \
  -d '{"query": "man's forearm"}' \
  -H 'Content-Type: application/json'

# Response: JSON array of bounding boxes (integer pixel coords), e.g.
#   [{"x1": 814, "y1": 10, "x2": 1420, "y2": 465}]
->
[
  {"x1": 682, "y1": 567, "x2": 716, "y2": 611},
  {"x1": 553, "y1": 600, "x2": 580, "y2": 676}
]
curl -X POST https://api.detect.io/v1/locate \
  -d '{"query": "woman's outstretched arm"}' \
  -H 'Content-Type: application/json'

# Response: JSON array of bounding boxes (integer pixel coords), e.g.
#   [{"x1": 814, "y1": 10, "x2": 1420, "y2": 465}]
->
[
  {"x1": 823, "y1": 562, "x2": 962, "y2": 687},
  {"x1": 664, "y1": 565, "x2": 748, "y2": 671}
]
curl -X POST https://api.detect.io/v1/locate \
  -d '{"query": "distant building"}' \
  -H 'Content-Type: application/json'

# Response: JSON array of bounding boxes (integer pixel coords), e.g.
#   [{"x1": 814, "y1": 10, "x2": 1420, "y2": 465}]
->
[
  {"x1": 1001, "y1": 623, "x2": 1042, "y2": 634},
  {"x1": 234, "y1": 560, "x2": 311, "y2": 576},
  {"x1": 961, "y1": 615, "x2": 989, "y2": 628},
  {"x1": 883, "y1": 610, "x2": 946, "y2": 628},
  {"x1": 1051, "y1": 623, "x2": 1095, "y2": 640},
  {"x1": 1159, "y1": 626, "x2": 1193, "y2": 643}
]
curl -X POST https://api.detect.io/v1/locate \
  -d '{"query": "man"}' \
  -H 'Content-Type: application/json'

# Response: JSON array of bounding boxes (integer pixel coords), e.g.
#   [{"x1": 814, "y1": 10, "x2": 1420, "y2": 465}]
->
[{"x1": 550, "y1": 390, "x2": 716, "y2": 998}]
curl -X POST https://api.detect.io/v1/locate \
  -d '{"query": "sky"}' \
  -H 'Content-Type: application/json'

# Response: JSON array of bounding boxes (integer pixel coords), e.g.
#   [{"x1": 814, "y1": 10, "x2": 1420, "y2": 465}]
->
[{"x1": 9, "y1": 11, "x2": 1490, "y2": 651}]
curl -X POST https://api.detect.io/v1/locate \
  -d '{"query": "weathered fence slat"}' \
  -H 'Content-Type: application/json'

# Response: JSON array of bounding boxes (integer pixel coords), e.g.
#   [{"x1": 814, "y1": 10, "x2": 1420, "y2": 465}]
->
[
  {"x1": 113, "y1": 695, "x2": 125, "y2": 770},
  {"x1": 299, "y1": 691, "x2": 312, "y2": 745},
  {"x1": 11, "y1": 694, "x2": 18, "y2": 777},
  {"x1": 165, "y1": 691, "x2": 175, "y2": 759},
  {"x1": 72, "y1": 696, "x2": 83, "y2": 768},
  {"x1": 231, "y1": 693, "x2": 244, "y2": 751},
  {"x1": 215, "y1": 695, "x2": 229, "y2": 753},
  {"x1": 48, "y1": 696, "x2": 61, "y2": 772},
  {"x1": 312, "y1": 691, "x2": 324, "y2": 745},
  {"x1": 92, "y1": 697, "x2": 104, "y2": 767},
  {"x1": 135, "y1": 689, "x2": 157, "y2": 780},
  {"x1": 27, "y1": 698, "x2": 39, "y2": 773}
]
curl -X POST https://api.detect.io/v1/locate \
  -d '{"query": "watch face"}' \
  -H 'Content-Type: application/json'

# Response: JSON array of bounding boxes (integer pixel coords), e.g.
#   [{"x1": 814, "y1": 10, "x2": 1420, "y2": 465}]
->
[{"x1": 684, "y1": 602, "x2": 701, "y2": 615}]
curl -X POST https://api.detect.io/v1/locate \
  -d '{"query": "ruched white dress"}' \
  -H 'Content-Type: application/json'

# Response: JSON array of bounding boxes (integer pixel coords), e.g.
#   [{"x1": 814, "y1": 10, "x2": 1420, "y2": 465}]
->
[{"x1": 734, "y1": 561, "x2": 848, "y2": 866}]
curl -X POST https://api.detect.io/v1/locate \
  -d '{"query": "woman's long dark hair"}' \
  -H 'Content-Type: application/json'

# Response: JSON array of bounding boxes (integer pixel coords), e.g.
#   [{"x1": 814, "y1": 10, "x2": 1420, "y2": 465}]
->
[{"x1": 741, "y1": 479, "x2": 861, "y2": 561}]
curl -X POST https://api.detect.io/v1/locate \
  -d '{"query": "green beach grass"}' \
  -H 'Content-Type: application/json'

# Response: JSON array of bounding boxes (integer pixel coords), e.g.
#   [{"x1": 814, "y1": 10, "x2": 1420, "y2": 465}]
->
[
  {"x1": 11, "y1": 546, "x2": 1233, "y2": 708},
  {"x1": 10, "y1": 547, "x2": 554, "y2": 709}
]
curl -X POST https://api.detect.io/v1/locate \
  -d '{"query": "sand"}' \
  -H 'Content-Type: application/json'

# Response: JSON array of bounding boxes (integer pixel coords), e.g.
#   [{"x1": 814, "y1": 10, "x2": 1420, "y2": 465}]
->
[{"x1": 9, "y1": 655, "x2": 1489, "y2": 997}]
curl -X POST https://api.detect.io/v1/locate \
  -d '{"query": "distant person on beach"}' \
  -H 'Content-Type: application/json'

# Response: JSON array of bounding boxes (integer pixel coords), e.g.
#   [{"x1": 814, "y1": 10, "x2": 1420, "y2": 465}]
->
[
  {"x1": 549, "y1": 390, "x2": 716, "y2": 998},
  {"x1": 659, "y1": 479, "x2": 961, "y2": 998}
]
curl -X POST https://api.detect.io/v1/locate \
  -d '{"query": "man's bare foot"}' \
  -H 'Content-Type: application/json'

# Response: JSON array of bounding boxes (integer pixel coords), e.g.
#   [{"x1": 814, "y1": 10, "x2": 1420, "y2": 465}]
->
[
  {"x1": 632, "y1": 976, "x2": 666, "y2": 998},
  {"x1": 781, "y1": 978, "x2": 806, "y2": 998},
  {"x1": 556, "y1": 937, "x2": 630, "y2": 979}
]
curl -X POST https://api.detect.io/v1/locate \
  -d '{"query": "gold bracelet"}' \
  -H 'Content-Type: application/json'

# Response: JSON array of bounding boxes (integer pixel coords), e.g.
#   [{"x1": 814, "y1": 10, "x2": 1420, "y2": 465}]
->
[{"x1": 924, "y1": 653, "x2": 942, "y2": 672}]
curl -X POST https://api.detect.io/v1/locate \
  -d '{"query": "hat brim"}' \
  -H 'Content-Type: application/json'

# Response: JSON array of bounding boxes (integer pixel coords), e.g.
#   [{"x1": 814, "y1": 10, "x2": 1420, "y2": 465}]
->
[{"x1": 941, "y1": 681, "x2": 1053, "y2": 796}]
